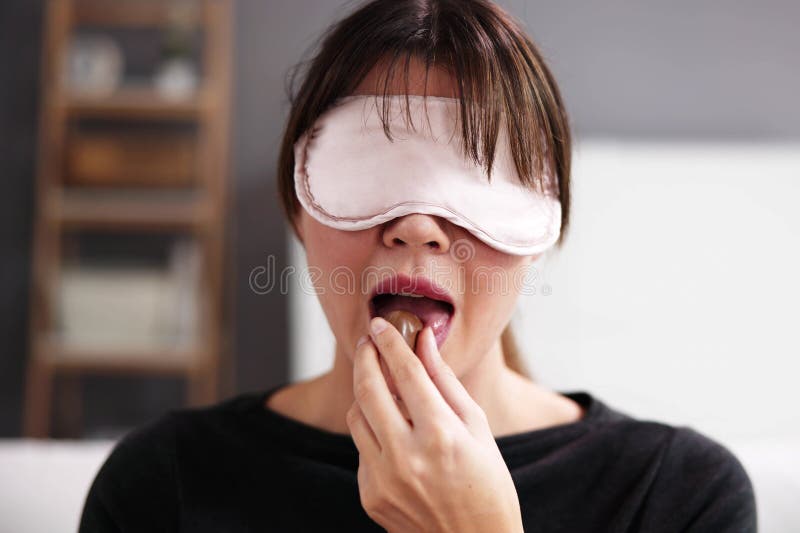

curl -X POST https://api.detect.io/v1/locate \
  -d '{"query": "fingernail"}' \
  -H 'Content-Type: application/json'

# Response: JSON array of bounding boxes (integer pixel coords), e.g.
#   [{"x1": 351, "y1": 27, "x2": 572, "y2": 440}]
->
[
  {"x1": 370, "y1": 317, "x2": 388, "y2": 337},
  {"x1": 355, "y1": 335, "x2": 368, "y2": 350}
]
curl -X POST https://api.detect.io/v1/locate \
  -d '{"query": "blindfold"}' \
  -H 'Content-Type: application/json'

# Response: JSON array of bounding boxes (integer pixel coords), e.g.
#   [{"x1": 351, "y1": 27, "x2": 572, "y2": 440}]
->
[{"x1": 293, "y1": 95, "x2": 561, "y2": 255}]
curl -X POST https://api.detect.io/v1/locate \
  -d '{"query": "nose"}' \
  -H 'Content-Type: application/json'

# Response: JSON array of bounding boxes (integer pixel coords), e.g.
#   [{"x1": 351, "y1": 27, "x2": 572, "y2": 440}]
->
[{"x1": 382, "y1": 214, "x2": 451, "y2": 254}]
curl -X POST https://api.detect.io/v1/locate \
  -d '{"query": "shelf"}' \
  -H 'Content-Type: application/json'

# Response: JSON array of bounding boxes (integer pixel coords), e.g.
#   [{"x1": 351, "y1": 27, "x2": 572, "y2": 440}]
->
[
  {"x1": 73, "y1": 0, "x2": 203, "y2": 28},
  {"x1": 65, "y1": 87, "x2": 207, "y2": 120},
  {"x1": 37, "y1": 341, "x2": 203, "y2": 375},
  {"x1": 51, "y1": 189, "x2": 210, "y2": 230}
]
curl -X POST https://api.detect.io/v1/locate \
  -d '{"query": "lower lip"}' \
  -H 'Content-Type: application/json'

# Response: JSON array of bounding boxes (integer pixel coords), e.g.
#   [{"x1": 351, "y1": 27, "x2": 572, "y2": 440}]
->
[{"x1": 427, "y1": 314, "x2": 452, "y2": 350}]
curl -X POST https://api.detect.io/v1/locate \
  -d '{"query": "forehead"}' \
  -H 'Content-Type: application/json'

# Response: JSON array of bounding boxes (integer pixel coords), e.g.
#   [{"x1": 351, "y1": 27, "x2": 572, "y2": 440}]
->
[{"x1": 351, "y1": 55, "x2": 459, "y2": 99}]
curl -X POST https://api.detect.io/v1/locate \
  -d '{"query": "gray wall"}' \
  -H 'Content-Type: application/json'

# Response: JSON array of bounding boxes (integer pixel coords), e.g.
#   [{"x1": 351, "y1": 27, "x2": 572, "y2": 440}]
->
[
  {"x1": 231, "y1": 1, "x2": 347, "y2": 393},
  {"x1": 498, "y1": 0, "x2": 800, "y2": 139}
]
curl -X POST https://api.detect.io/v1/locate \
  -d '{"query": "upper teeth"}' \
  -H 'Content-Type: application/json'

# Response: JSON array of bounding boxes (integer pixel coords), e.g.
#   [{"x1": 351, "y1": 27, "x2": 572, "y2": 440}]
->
[{"x1": 397, "y1": 292, "x2": 424, "y2": 298}]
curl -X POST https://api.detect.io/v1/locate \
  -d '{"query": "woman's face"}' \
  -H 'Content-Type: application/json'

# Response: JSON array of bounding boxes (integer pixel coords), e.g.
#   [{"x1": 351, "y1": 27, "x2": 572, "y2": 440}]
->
[
  {"x1": 294, "y1": 58, "x2": 538, "y2": 376},
  {"x1": 297, "y1": 211, "x2": 536, "y2": 376}
]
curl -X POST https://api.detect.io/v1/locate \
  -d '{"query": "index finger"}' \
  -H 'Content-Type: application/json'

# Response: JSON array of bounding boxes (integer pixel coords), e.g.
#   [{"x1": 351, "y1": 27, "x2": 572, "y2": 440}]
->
[
  {"x1": 368, "y1": 317, "x2": 455, "y2": 429},
  {"x1": 352, "y1": 335, "x2": 410, "y2": 446}
]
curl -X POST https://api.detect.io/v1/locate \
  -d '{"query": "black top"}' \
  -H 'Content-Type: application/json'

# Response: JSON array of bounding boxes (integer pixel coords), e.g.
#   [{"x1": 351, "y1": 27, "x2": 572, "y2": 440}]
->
[{"x1": 79, "y1": 385, "x2": 757, "y2": 532}]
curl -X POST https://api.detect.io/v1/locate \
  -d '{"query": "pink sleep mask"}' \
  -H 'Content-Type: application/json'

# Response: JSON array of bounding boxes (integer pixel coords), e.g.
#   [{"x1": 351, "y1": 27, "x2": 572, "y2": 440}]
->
[{"x1": 293, "y1": 95, "x2": 561, "y2": 256}]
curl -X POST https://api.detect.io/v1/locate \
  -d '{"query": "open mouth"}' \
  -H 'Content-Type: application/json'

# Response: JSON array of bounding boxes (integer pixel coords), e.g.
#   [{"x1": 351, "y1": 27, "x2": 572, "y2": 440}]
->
[{"x1": 368, "y1": 274, "x2": 455, "y2": 349}]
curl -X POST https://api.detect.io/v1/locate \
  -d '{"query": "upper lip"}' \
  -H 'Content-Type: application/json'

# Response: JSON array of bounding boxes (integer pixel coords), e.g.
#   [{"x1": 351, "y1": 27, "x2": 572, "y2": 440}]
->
[{"x1": 369, "y1": 273, "x2": 454, "y2": 306}]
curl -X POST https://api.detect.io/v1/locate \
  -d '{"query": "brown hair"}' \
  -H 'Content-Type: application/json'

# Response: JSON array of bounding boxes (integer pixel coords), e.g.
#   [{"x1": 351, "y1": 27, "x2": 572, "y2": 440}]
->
[{"x1": 276, "y1": 0, "x2": 571, "y2": 377}]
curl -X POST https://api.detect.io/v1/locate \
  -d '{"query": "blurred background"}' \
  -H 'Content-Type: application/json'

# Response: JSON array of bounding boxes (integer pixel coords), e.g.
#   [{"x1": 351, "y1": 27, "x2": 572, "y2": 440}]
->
[{"x1": 1, "y1": 0, "x2": 798, "y2": 531}]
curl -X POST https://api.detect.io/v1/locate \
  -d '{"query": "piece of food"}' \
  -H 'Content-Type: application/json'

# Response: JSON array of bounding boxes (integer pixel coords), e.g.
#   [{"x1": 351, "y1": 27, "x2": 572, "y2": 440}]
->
[{"x1": 383, "y1": 310, "x2": 423, "y2": 351}]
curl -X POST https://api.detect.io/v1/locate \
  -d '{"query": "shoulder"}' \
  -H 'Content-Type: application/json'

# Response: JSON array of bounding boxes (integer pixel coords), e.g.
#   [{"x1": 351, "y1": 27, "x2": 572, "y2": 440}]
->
[
  {"x1": 609, "y1": 416, "x2": 758, "y2": 532},
  {"x1": 96, "y1": 391, "x2": 260, "y2": 462},
  {"x1": 79, "y1": 393, "x2": 262, "y2": 532},
  {"x1": 582, "y1": 395, "x2": 757, "y2": 531},
  {"x1": 659, "y1": 425, "x2": 751, "y2": 479},
  {"x1": 654, "y1": 425, "x2": 757, "y2": 519},
  {"x1": 584, "y1": 395, "x2": 756, "y2": 502},
  {"x1": 78, "y1": 412, "x2": 180, "y2": 532}
]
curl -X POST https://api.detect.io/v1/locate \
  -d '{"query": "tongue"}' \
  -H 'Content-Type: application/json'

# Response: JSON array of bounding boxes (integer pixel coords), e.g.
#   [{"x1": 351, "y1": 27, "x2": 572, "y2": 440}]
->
[{"x1": 373, "y1": 294, "x2": 452, "y2": 331}]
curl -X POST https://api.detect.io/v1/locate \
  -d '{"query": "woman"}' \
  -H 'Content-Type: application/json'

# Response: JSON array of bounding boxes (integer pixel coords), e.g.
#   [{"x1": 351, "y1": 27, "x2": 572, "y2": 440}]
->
[{"x1": 80, "y1": 1, "x2": 756, "y2": 531}]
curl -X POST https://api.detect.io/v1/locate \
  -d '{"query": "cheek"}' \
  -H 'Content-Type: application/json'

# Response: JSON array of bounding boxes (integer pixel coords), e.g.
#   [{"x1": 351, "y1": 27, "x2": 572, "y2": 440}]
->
[
  {"x1": 456, "y1": 249, "x2": 532, "y2": 334},
  {"x1": 303, "y1": 218, "x2": 373, "y2": 276},
  {"x1": 300, "y1": 218, "x2": 378, "y2": 340}
]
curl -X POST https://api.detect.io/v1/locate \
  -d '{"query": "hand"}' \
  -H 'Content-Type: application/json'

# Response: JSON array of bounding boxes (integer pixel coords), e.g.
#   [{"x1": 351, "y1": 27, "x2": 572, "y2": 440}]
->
[{"x1": 346, "y1": 317, "x2": 524, "y2": 533}]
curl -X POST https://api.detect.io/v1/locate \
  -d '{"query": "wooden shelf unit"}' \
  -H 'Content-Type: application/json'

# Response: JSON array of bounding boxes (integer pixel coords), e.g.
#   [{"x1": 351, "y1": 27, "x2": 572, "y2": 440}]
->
[
  {"x1": 52, "y1": 189, "x2": 211, "y2": 230},
  {"x1": 24, "y1": 0, "x2": 233, "y2": 438},
  {"x1": 64, "y1": 87, "x2": 210, "y2": 119},
  {"x1": 35, "y1": 338, "x2": 201, "y2": 376}
]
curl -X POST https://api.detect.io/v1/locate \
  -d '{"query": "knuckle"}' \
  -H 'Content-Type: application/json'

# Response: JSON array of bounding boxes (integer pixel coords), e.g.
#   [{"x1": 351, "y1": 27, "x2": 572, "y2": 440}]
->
[
  {"x1": 425, "y1": 425, "x2": 456, "y2": 453},
  {"x1": 471, "y1": 404, "x2": 489, "y2": 424},
  {"x1": 354, "y1": 377, "x2": 380, "y2": 404},
  {"x1": 381, "y1": 435, "x2": 405, "y2": 457},
  {"x1": 441, "y1": 364, "x2": 458, "y2": 381},
  {"x1": 361, "y1": 479, "x2": 390, "y2": 516},
  {"x1": 387, "y1": 450, "x2": 407, "y2": 473},
  {"x1": 388, "y1": 455, "x2": 417, "y2": 488},
  {"x1": 380, "y1": 331, "x2": 405, "y2": 355},
  {"x1": 406, "y1": 454, "x2": 427, "y2": 479},
  {"x1": 354, "y1": 340, "x2": 374, "y2": 364},
  {"x1": 360, "y1": 487, "x2": 379, "y2": 513},
  {"x1": 393, "y1": 361, "x2": 417, "y2": 385},
  {"x1": 357, "y1": 462, "x2": 369, "y2": 487},
  {"x1": 346, "y1": 404, "x2": 361, "y2": 426},
  {"x1": 427, "y1": 366, "x2": 451, "y2": 387}
]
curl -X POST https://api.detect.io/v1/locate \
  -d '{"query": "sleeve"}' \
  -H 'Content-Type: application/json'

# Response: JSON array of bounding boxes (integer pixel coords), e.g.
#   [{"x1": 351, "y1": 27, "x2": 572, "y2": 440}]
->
[
  {"x1": 78, "y1": 414, "x2": 180, "y2": 532},
  {"x1": 643, "y1": 426, "x2": 758, "y2": 532}
]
